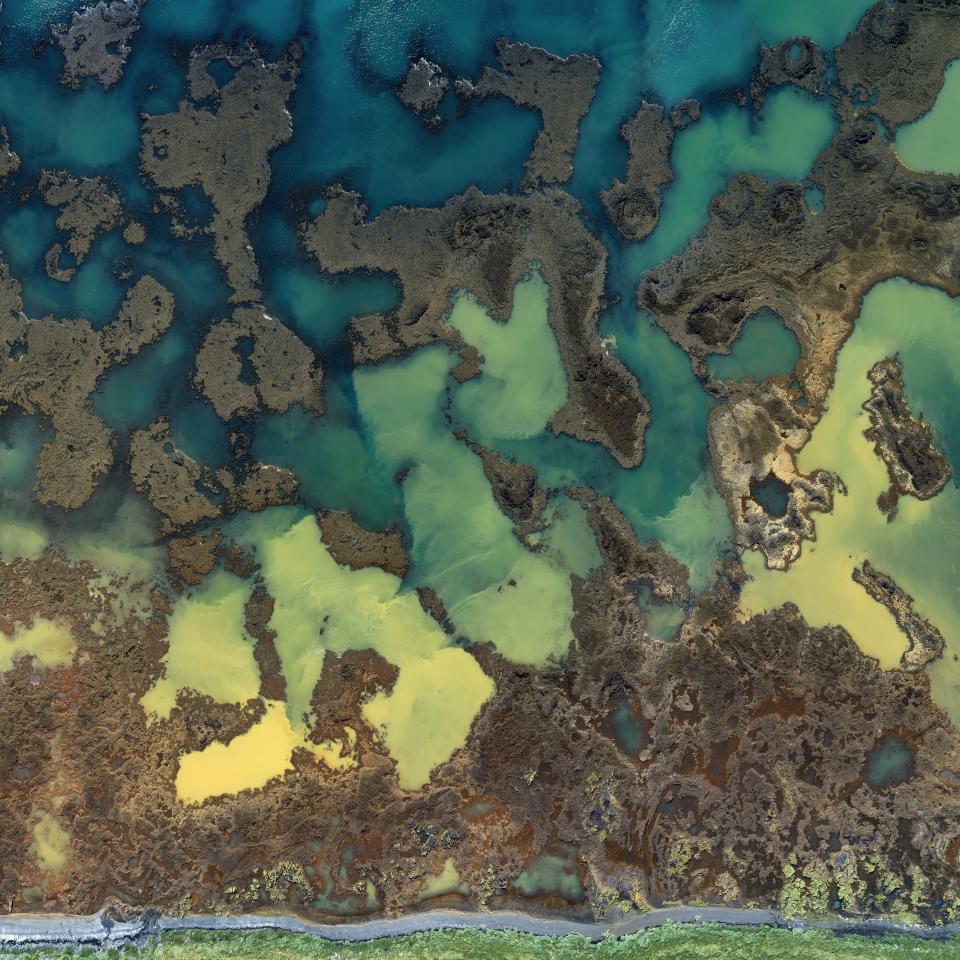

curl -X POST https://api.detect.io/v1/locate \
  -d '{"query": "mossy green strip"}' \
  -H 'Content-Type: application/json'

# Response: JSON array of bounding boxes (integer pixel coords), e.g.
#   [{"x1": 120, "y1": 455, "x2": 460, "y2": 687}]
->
[{"x1": 4, "y1": 925, "x2": 959, "y2": 960}]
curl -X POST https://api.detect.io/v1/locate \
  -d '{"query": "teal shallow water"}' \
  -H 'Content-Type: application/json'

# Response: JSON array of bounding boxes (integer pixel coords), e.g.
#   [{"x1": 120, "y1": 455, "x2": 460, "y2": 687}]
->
[
  {"x1": 0, "y1": 0, "x2": 865, "y2": 589},
  {"x1": 707, "y1": 308, "x2": 801, "y2": 384},
  {"x1": 895, "y1": 58, "x2": 960, "y2": 174},
  {"x1": 11, "y1": 1, "x2": 960, "y2": 948}
]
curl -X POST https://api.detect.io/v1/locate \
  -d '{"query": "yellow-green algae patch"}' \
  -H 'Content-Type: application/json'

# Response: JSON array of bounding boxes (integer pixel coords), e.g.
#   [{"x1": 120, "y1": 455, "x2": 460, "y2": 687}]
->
[
  {"x1": 0, "y1": 521, "x2": 47, "y2": 561},
  {"x1": 141, "y1": 568, "x2": 260, "y2": 720},
  {"x1": 6, "y1": 925, "x2": 959, "y2": 959},
  {"x1": 0, "y1": 617, "x2": 75, "y2": 672},
  {"x1": 895, "y1": 59, "x2": 960, "y2": 175},
  {"x1": 515, "y1": 853, "x2": 584, "y2": 901},
  {"x1": 230, "y1": 508, "x2": 495, "y2": 791},
  {"x1": 176, "y1": 701, "x2": 359, "y2": 806},
  {"x1": 417, "y1": 857, "x2": 467, "y2": 901},
  {"x1": 364, "y1": 647, "x2": 494, "y2": 789},
  {"x1": 647, "y1": 468, "x2": 731, "y2": 594},
  {"x1": 740, "y1": 279, "x2": 960, "y2": 723},
  {"x1": 449, "y1": 269, "x2": 566, "y2": 441},
  {"x1": 356, "y1": 345, "x2": 598, "y2": 667},
  {"x1": 177, "y1": 700, "x2": 302, "y2": 805},
  {"x1": 29, "y1": 810, "x2": 69, "y2": 875}
]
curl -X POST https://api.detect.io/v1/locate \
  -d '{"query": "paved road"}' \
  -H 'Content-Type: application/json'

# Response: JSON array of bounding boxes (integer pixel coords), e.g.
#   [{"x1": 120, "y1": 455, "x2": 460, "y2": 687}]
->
[{"x1": 0, "y1": 906, "x2": 957, "y2": 948}]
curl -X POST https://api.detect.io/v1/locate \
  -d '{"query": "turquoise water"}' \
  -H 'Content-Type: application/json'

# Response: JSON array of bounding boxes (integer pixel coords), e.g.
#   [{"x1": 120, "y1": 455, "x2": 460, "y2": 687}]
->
[
  {"x1": 0, "y1": 0, "x2": 882, "y2": 703},
  {"x1": 707, "y1": 308, "x2": 801, "y2": 383},
  {"x1": 0, "y1": 0, "x2": 863, "y2": 594},
  {"x1": 895, "y1": 58, "x2": 960, "y2": 174},
  {"x1": 12, "y1": 0, "x2": 954, "y2": 950},
  {"x1": 864, "y1": 735, "x2": 914, "y2": 790}
]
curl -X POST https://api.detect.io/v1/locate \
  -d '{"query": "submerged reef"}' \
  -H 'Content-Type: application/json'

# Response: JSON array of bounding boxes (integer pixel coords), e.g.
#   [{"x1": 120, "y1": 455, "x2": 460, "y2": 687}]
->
[{"x1": 2, "y1": 0, "x2": 960, "y2": 936}]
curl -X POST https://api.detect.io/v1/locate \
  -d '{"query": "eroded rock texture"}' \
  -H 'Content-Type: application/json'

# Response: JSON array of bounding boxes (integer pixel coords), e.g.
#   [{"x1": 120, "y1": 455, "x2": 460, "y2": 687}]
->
[
  {"x1": 317, "y1": 510, "x2": 409, "y2": 580},
  {"x1": 750, "y1": 37, "x2": 826, "y2": 108},
  {"x1": 51, "y1": 0, "x2": 145, "y2": 90},
  {"x1": 708, "y1": 385, "x2": 833, "y2": 569},
  {"x1": 853, "y1": 560, "x2": 945, "y2": 669},
  {"x1": 601, "y1": 99, "x2": 699, "y2": 242},
  {"x1": 0, "y1": 267, "x2": 173, "y2": 509},
  {"x1": 39, "y1": 170, "x2": 124, "y2": 282},
  {"x1": 639, "y1": 1, "x2": 960, "y2": 569},
  {"x1": 301, "y1": 186, "x2": 647, "y2": 467},
  {"x1": 863, "y1": 356, "x2": 952, "y2": 517},
  {"x1": 456, "y1": 39, "x2": 600, "y2": 189},
  {"x1": 469, "y1": 441, "x2": 547, "y2": 547},
  {"x1": 0, "y1": 127, "x2": 21, "y2": 181},
  {"x1": 130, "y1": 419, "x2": 219, "y2": 532},
  {"x1": 4, "y1": 0, "x2": 960, "y2": 933},
  {"x1": 195, "y1": 306, "x2": 323, "y2": 421},
  {"x1": 836, "y1": 0, "x2": 960, "y2": 130},
  {"x1": 2, "y1": 530, "x2": 958, "y2": 923},
  {"x1": 397, "y1": 57, "x2": 448, "y2": 128},
  {"x1": 140, "y1": 41, "x2": 301, "y2": 303},
  {"x1": 218, "y1": 463, "x2": 300, "y2": 515}
]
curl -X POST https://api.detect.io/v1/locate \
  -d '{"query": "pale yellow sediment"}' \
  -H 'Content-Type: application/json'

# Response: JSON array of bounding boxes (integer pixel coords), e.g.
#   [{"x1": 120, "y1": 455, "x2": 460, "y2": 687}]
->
[
  {"x1": 140, "y1": 568, "x2": 260, "y2": 720},
  {"x1": 31, "y1": 810, "x2": 69, "y2": 875},
  {"x1": 0, "y1": 618, "x2": 75, "y2": 672},
  {"x1": 418, "y1": 857, "x2": 467, "y2": 901},
  {"x1": 176, "y1": 700, "x2": 360, "y2": 804},
  {"x1": 740, "y1": 280, "x2": 960, "y2": 700}
]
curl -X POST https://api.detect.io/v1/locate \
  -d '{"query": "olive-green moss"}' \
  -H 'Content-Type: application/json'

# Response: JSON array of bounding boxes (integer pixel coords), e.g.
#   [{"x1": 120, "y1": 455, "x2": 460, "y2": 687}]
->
[{"x1": 3, "y1": 925, "x2": 959, "y2": 960}]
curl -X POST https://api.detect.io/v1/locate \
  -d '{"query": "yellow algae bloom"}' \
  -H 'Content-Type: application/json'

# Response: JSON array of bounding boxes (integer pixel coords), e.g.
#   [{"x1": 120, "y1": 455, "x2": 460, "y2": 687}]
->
[
  {"x1": 177, "y1": 700, "x2": 299, "y2": 804},
  {"x1": 740, "y1": 279, "x2": 960, "y2": 726},
  {"x1": 418, "y1": 857, "x2": 467, "y2": 901},
  {"x1": 356, "y1": 344, "x2": 597, "y2": 667},
  {"x1": 141, "y1": 568, "x2": 260, "y2": 720},
  {"x1": 236, "y1": 509, "x2": 495, "y2": 791},
  {"x1": 896, "y1": 59, "x2": 960, "y2": 174},
  {"x1": 449, "y1": 270, "x2": 566, "y2": 441},
  {"x1": 0, "y1": 617, "x2": 75, "y2": 672},
  {"x1": 176, "y1": 702, "x2": 359, "y2": 805},
  {"x1": 31, "y1": 811, "x2": 69, "y2": 874},
  {"x1": 364, "y1": 647, "x2": 494, "y2": 790}
]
